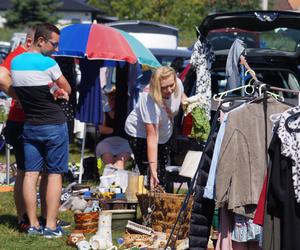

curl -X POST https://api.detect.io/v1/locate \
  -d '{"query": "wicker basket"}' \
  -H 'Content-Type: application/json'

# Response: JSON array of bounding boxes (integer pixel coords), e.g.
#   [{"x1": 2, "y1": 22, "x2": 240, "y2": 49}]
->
[
  {"x1": 74, "y1": 211, "x2": 99, "y2": 233},
  {"x1": 123, "y1": 232, "x2": 154, "y2": 249},
  {"x1": 136, "y1": 187, "x2": 193, "y2": 239}
]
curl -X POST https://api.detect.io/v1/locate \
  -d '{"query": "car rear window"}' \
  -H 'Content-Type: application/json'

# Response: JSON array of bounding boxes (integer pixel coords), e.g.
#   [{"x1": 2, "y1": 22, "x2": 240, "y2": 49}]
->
[{"x1": 207, "y1": 27, "x2": 300, "y2": 52}]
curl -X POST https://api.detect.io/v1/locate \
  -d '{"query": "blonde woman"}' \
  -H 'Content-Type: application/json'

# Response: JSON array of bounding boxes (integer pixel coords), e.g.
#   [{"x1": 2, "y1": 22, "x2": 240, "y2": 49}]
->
[{"x1": 125, "y1": 66, "x2": 186, "y2": 190}]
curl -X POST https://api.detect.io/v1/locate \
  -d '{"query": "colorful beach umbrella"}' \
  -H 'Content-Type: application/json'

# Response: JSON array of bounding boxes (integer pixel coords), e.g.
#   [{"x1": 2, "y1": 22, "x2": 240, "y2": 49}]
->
[
  {"x1": 55, "y1": 23, "x2": 161, "y2": 184},
  {"x1": 55, "y1": 23, "x2": 160, "y2": 69}
]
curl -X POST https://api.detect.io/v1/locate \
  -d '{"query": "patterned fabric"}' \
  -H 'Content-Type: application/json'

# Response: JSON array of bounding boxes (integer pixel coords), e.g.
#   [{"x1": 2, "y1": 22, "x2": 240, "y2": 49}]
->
[
  {"x1": 277, "y1": 106, "x2": 300, "y2": 202},
  {"x1": 55, "y1": 57, "x2": 76, "y2": 122},
  {"x1": 60, "y1": 100, "x2": 75, "y2": 122},
  {"x1": 231, "y1": 214, "x2": 262, "y2": 242},
  {"x1": 190, "y1": 38, "x2": 214, "y2": 120}
]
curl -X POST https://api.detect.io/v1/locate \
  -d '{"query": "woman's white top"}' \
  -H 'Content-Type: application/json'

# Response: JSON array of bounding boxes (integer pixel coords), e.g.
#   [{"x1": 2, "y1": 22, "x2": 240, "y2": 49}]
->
[{"x1": 125, "y1": 78, "x2": 184, "y2": 144}]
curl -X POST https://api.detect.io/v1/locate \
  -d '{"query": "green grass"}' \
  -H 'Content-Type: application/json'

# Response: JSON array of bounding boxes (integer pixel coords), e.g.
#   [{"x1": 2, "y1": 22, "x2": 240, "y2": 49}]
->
[
  {"x1": 0, "y1": 142, "x2": 124, "y2": 249},
  {"x1": 0, "y1": 192, "x2": 75, "y2": 249},
  {"x1": 0, "y1": 189, "x2": 125, "y2": 249},
  {"x1": 0, "y1": 142, "x2": 94, "y2": 166}
]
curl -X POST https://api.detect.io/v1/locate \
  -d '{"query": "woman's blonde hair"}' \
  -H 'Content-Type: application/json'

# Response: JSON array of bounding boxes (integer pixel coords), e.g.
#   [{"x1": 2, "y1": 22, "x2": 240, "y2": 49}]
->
[{"x1": 149, "y1": 66, "x2": 178, "y2": 106}]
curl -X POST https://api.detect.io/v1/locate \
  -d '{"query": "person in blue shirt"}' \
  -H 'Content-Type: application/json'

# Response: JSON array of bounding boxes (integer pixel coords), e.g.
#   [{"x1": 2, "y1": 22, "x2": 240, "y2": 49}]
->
[{"x1": 11, "y1": 23, "x2": 71, "y2": 238}]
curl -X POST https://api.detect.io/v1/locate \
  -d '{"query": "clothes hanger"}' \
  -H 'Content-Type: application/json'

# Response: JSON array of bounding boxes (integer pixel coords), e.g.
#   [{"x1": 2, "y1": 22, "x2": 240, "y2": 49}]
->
[
  {"x1": 258, "y1": 83, "x2": 267, "y2": 96},
  {"x1": 256, "y1": 81, "x2": 300, "y2": 97},
  {"x1": 244, "y1": 68, "x2": 258, "y2": 86},
  {"x1": 242, "y1": 82, "x2": 282, "y2": 107},
  {"x1": 213, "y1": 65, "x2": 258, "y2": 102},
  {"x1": 213, "y1": 84, "x2": 255, "y2": 102},
  {"x1": 219, "y1": 95, "x2": 256, "y2": 112},
  {"x1": 257, "y1": 83, "x2": 283, "y2": 100},
  {"x1": 218, "y1": 69, "x2": 258, "y2": 112},
  {"x1": 266, "y1": 90, "x2": 284, "y2": 102}
]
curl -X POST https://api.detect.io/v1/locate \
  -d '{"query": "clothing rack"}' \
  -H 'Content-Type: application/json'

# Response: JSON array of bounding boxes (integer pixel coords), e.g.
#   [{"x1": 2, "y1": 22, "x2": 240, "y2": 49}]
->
[
  {"x1": 164, "y1": 106, "x2": 221, "y2": 249},
  {"x1": 255, "y1": 81, "x2": 300, "y2": 105},
  {"x1": 165, "y1": 82, "x2": 300, "y2": 249},
  {"x1": 255, "y1": 80, "x2": 300, "y2": 94}
]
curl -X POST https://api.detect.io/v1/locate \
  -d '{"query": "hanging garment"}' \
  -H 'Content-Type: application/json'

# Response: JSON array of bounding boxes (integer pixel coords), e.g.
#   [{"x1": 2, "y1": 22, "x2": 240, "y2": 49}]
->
[
  {"x1": 267, "y1": 133, "x2": 300, "y2": 250},
  {"x1": 99, "y1": 67, "x2": 114, "y2": 89},
  {"x1": 76, "y1": 59, "x2": 103, "y2": 125},
  {"x1": 215, "y1": 207, "x2": 233, "y2": 250},
  {"x1": 127, "y1": 62, "x2": 142, "y2": 112},
  {"x1": 231, "y1": 214, "x2": 261, "y2": 242},
  {"x1": 204, "y1": 102, "x2": 248, "y2": 200},
  {"x1": 277, "y1": 106, "x2": 300, "y2": 202},
  {"x1": 204, "y1": 112, "x2": 228, "y2": 199},
  {"x1": 100, "y1": 66, "x2": 114, "y2": 112},
  {"x1": 262, "y1": 185, "x2": 281, "y2": 250},
  {"x1": 189, "y1": 109, "x2": 220, "y2": 250},
  {"x1": 225, "y1": 39, "x2": 246, "y2": 90},
  {"x1": 190, "y1": 38, "x2": 214, "y2": 120},
  {"x1": 215, "y1": 98, "x2": 289, "y2": 218},
  {"x1": 253, "y1": 171, "x2": 268, "y2": 226}
]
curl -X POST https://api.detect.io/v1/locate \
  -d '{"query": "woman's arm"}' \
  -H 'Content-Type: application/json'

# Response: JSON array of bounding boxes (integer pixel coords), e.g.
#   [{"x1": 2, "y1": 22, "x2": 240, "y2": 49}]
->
[
  {"x1": 145, "y1": 123, "x2": 159, "y2": 189},
  {"x1": 98, "y1": 112, "x2": 114, "y2": 135},
  {"x1": 99, "y1": 124, "x2": 113, "y2": 135}
]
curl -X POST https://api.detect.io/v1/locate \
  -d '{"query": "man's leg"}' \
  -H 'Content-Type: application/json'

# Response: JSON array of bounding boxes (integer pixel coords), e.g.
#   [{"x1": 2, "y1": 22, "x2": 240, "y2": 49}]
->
[
  {"x1": 14, "y1": 169, "x2": 25, "y2": 221},
  {"x1": 39, "y1": 173, "x2": 48, "y2": 219},
  {"x1": 39, "y1": 172, "x2": 71, "y2": 229},
  {"x1": 44, "y1": 123, "x2": 69, "y2": 232},
  {"x1": 22, "y1": 123, "x2": 44, "y2": 230},
  {"x1": 23, "y1": 171, "x2": 40, "y2": 228},
  {"x1": 5, "y1": 121, "x2": 25, "y2": 221},
  {"x1": 45, "y1": 173, "x2": 62, "y2": 230}
]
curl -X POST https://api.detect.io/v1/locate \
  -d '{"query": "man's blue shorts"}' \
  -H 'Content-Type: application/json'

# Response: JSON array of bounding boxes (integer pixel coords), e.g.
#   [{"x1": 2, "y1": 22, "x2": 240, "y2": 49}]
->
[{"x1": 23, "y1": 123, "x2": 69, "y2": 173}]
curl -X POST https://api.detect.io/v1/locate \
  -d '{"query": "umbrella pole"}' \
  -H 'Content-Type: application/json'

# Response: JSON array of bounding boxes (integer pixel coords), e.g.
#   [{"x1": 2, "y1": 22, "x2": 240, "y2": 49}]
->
[{"x1": 78, "y1": 123, "x2": 87, "y2": 184}]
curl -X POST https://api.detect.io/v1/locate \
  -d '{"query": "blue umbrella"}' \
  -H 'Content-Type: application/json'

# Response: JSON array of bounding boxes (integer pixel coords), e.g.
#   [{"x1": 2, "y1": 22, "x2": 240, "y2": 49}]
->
[
  {"x1": 54, "y1": 23, "x2": 161, "y2": 125},
  {"x1": 55, "y1": 23, "x2": 161, "y2": 69},
  {"x1": 54, "y1": 23, "x2": 161, "y2": 183}
]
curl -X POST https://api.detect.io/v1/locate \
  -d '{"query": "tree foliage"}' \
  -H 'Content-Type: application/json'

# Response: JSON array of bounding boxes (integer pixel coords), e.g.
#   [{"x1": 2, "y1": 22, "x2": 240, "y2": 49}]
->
[
  {"x1": 5, "y1": 0, "x2": 61, "y2": 29},
  {"x1": 205, "y1": 0, "x2": 260, "y2": 13},
  {"x1": 89, "y1": 0, "x2": 207, "y2": 45},
  {"x1": 88, "y1": 0, "x2": 261, "y2": 46},
  {"x1": 89, "y1": 0, "x2": 206, "y2": 29}
]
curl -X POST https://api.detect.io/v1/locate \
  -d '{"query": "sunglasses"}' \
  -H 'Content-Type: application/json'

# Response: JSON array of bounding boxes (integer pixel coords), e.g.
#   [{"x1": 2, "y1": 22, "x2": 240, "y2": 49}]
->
[{"x1": 46, "y1": 39, "x2": 59, "y2": 49}]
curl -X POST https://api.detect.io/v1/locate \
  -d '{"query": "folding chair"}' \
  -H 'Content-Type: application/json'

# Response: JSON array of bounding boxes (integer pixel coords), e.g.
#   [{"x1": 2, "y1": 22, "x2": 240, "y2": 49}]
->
[{"x1": 165, "y1": 150, "x2": 202, "y2": 193}]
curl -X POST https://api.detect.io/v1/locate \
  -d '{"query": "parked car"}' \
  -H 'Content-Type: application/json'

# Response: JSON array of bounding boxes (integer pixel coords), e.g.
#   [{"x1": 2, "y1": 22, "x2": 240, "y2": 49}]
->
[
  {"x1": 0, "y1": 51, "x2": 7, "y2": 64},
  {"x1": 207, "y1": 28, "x2": 260, "y2": 50},
  {"x1": 0, "y1": 41, "x2": 10, "y2": 64},
  {"x1": 137, "y1": 48, "x2": 192, "y2": 91},
  {"x1": 10, "y1": 32, "x2": 26, "y2": 52},
  {"x1": 150, "y1": 48, "x2": 192, "y2": 74},
  {"x1": 106, "y1": 20, "x2": 179, "y2": 49},
  {"x1": 185, "y1": 10, "x2": 300, "y2": 106},
  {"x1": 171, "y1": 10, "x2": 300, "y2": 165}
]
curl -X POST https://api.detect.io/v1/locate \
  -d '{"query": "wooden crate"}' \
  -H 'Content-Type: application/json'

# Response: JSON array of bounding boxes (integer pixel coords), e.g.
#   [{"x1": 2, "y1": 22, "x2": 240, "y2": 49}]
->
[{"x1": 104, "y1": 209, "x2": 136, "y2": 230}]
